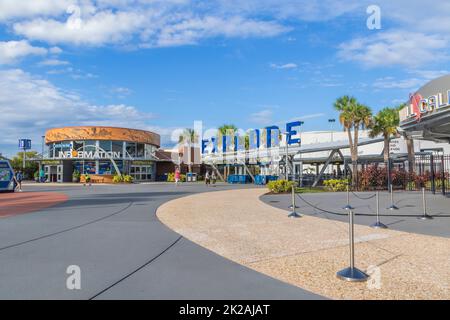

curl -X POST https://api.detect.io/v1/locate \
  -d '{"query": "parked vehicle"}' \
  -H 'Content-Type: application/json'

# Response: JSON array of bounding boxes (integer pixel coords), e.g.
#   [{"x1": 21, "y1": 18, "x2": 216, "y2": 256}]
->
[{"x1": 0, "y1": 160, "x2": 15, "y2": 192}]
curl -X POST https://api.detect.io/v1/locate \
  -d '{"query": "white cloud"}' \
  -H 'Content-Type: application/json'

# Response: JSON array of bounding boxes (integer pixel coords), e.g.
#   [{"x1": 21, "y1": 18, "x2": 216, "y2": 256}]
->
[
  {"x1": 38, "y1": 59, "x2": 70, "y2": 66},
  {"x1": 14, "y1": 10, "x2": 147, "y2": 46},
  {"x1": 0, "y1": 69, "x2": 156, "y2": 155},
  {"x1": 0, "y1": 40, "x2": 47, "y2": 64},
  {"x1": 338, "y1": 31, "x2": 449, "y2": 68},
  {"x1": 250, "y1": 109, "x2": 274, "y2": 125},
  {"x1": 373, "y1": 77, "x2": 425, "y2": 90},
  {"x1": 270, "y1": 63, "x2": 297, "y2": 70},
  {"x1": 0, "y1": 0, "x2": 73, "y2": 21}
]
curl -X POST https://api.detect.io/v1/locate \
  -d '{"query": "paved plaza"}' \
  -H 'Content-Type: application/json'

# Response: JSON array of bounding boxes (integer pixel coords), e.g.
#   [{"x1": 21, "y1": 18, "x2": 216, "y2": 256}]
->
[
  {"x1": 1, "y1": 183, "x2": 449, "y2": 300},
  {"x1": 0, "y1": 183, "x2": 320, "y2": 300}
]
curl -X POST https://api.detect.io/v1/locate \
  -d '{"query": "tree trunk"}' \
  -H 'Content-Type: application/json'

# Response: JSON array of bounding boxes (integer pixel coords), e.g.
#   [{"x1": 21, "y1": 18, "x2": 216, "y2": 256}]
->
[
  {"x1": 406, "y1": 137, "x2": 415, "y2": 173},
  {"x1": 383, "y1": 137, "x2": 390, "y2": 162},
  {"x1": 352, "y1": 127, "x2": 359, "y2": 189}
]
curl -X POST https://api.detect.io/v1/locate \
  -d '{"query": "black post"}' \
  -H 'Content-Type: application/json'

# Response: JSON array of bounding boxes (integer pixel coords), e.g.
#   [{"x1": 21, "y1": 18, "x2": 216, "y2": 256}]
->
[
  {"x1": 430, "y1": 154, "x2": 436, "y2": 195},
  {"x1": 387, "y1": 157, "x2": 392, "y2": 192},
  {"x1": 442, "y1": 155, "x2": 446, "y2": 196}
]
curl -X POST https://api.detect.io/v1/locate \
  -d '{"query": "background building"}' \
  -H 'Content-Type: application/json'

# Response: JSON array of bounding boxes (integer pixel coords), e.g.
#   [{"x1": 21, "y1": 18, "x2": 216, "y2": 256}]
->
[{"x1": 43, "y1": 126, "x2": 160, "y2": 183}]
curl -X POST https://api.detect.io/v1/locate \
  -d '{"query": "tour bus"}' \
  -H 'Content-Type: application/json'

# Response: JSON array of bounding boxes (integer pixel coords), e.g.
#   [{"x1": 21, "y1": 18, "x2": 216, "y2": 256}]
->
[{"x1": 0, "y1": 160, "x2": 15, "y2": 192}]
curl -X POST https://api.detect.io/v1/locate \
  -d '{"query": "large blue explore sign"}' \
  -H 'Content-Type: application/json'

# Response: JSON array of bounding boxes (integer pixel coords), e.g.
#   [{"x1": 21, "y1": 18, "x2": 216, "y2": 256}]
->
[
  {"x1": 0, "y1": 160, "x2": 15, "y2": 192},
  {"x1": 18, "y1": 139, "x2": 32, "y2": 150}
]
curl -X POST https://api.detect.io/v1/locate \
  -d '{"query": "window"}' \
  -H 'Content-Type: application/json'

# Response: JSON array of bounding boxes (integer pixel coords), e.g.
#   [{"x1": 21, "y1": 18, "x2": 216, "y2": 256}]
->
[
  {"x1": 48, "y1": 144, "x2": 54, "y2": 158},
  {"x1": 145, "y1": 144, "x2": 154, "y2": 159},
  {"x1": 99, "y1": 140, "x2": 112, "y2": 152},
  {"x1": 137, "y1": 143, "x2": 145, "y2": 158},
  {"x1": 111, "y1": 160, "x2": 123, "y2": 174},
  {"x1": 84, "y1": 161, "x2": 96, "y2": 174},
  {"x1": 73, "y1": 141, "x2": 84, "y2": 152},
  {"x1": 99, "y1": 161, "x2": 112, "y2": 174},
  {"x1": 85, "y1": 140, "x2": 96, "y2": 152},
  {"x1": 74, "y1": 161, "x2": 84, "y2": 174},
  {"x1": 112, "y1": 141, "x2": 123, "y2": 158},
  {"x1": 126, "y1": 142, "x2": 136, "y2": 158}
]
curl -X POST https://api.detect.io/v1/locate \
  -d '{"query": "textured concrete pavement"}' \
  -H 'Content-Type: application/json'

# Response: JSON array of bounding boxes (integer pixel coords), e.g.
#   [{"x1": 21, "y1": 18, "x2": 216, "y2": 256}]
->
[
  {"x1": 0, "y1": 183, "x2": 322, "y2": 300},
  {"x1": 261, "y1": 191, "x2": 450, "y2": 238},
  {"x1": 157, "y1": 188, "x2": 450, "y2": 300}
]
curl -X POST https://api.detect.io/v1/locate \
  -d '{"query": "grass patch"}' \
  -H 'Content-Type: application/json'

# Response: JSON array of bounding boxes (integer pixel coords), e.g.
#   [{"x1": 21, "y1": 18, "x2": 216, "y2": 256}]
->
[{"x1": 295, "y1": 187, "x2": 327, "y2": 194}]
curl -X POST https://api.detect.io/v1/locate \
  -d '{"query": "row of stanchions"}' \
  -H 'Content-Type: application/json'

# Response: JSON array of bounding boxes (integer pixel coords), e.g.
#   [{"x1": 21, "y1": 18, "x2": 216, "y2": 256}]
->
[{"x1": 287, "y1": 184, "x2": 435, "y2": 282}]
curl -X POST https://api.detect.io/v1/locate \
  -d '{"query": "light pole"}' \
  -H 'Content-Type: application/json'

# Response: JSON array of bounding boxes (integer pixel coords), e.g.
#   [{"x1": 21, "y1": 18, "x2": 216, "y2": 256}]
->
[{"x1": 328, "y1": 118, "x2": 336, "y2": 142}]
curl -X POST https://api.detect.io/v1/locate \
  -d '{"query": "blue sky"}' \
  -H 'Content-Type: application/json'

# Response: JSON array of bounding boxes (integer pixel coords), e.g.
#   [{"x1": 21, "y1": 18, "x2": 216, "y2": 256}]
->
[{"x1": 0, "y1": 0, "x2": 449, "y2": 157}]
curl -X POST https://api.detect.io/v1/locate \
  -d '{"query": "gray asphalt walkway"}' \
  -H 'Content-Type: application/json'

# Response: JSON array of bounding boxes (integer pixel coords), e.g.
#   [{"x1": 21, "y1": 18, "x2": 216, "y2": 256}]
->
[
  {"x1": 0, "y1": 183, "x2": 322, "y2": 300},
  {"x1": 261, "y1": 191, "x2": 450, "y2": 238}
]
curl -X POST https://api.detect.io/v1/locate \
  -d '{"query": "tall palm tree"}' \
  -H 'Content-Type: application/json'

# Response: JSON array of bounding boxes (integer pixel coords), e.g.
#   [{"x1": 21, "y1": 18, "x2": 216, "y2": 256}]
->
[
  {"x1": 179, "y1": 128, "x2": 199, "y2": 173},
  {"x1": 218, "y1": 124, "x2": 238, "y2": 178},
  {"x1": 334, "y1": 96, "x2": 372, "y2": 187},
  {"x1": 369, "y1": 107, "x2": 400, "y2": 162}
]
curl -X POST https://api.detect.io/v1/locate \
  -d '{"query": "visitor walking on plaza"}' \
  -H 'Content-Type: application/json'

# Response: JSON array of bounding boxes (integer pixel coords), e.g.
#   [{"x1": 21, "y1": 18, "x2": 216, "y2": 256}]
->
[
  {"x1": 39, "y1": 168, "x2": 46, "y2": 183},
  {"x1": 175, "y1": 168, "x2": 181, "y2": 186},
  {"x1": 205, "y1": 171, "x2": 210, "y2": 185},
  {"x1": 211, "y1": 171, "x2": 217, "y2": 185},
  {"x1": 15, "y1": 170, "x2": 23, "y2": 192}
]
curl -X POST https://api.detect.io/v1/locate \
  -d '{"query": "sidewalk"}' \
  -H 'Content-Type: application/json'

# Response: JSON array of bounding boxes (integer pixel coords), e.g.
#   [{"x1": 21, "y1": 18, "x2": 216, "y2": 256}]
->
[
  {"x1": 157, "y1": 188, "x2": 450, "y2": 299},
  {"x1": 0, "y1": 192, "x2": 68, "y2": 218}
]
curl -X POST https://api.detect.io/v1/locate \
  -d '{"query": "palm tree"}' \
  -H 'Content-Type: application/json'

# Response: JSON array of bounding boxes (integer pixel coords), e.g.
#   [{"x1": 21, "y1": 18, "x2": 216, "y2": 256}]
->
[
  {"x1": 218, "y1": 124, "x2": 238, "y2": 135},
  {"x1": 218, "y1": 124, "x2": 238, "y2": 178},
  {"x1": 369, "y1": 107, "x2": 400, "y2": 162},
  {"x1": 334, "y1": 96, "x2": 372, "y2": 187},
  {"x1": 179, "y1": 128, "x2": 199, "y2": 173}
]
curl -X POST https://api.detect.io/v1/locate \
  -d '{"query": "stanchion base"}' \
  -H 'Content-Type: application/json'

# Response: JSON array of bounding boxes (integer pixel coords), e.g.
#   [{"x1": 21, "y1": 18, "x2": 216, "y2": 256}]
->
[
  {"x1": 418, "y1": 215, "x2": 433, "y2": 220},
  {"x1": 288, "y1": 211, "x2": 302, "y2": 218},
  {"x1": 387, "y1": 205, "x2": 399, "y2": 210},
  {"x1": 342, "y1": 205, "x2": 354, "y2": 210},
  {"x1": 336, "y1": 267, "x2": 368, "y2": 282},
  {"x1": 371, "y1": 221, "x2": 388, "y2": 229}
]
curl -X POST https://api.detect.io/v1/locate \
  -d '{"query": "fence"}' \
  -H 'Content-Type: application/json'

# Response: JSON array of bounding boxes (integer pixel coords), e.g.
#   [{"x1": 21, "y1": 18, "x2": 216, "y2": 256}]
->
[
  {"x1": 294, "y1": 154, "x2": 450, "y2": 195},
  {"x1": 353, "y1": 154, "x2": 450, "y2": 194}
]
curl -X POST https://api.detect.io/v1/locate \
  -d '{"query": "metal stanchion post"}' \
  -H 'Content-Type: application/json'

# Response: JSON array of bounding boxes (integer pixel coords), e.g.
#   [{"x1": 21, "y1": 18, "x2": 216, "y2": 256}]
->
[
  {"x1": 336, "y1": 209, "x2": 368, "y2": 282},
  {"x1": 288, "y1": 185, "x2": 302, "y2": 218},
  {"x1": 387, "y1": 184, "x2": 399, "y2": 210},
  {"x1": 342, "y1": 184, "x2": 354, "y2": 210},
  {"x1": 288, "y1": 183, "x2": 299, "y2": 210},
  {"x1": 418, "y1": 188, "x2": 433, "y2": 220},
  {"x1": 371, "y1": 191, "x2": 388, "y2": 229}
]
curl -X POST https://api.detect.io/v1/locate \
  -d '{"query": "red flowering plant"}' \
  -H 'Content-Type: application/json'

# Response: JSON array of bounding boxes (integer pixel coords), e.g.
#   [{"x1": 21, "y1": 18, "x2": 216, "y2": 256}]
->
[{"x1": 358, "y1": 165, "x2": 388, "y2": 191}]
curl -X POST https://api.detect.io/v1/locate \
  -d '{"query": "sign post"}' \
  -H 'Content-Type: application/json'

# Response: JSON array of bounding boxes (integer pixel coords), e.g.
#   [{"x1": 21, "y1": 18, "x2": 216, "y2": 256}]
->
[{"x1": 18, "y1": 139, "x2": 32, "y2": 169}]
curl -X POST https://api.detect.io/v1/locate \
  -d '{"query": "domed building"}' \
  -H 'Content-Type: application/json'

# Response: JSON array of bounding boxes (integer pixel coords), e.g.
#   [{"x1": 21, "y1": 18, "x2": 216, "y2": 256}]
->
[{"x1": 43, "y1": 126, "x2": 160, "y2": 183}]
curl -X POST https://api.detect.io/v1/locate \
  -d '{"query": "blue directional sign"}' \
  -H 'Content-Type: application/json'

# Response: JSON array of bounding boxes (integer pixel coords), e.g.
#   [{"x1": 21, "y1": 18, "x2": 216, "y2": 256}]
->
[
  {"x1": 0, "y1": 160, "x2": 15, "y2": 192},
  {"x1": 19, "y1": 139, "x2": 32, "y2": 150}
]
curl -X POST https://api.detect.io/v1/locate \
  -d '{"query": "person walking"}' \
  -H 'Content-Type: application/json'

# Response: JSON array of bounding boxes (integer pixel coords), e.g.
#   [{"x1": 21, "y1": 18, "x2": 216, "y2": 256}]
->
[
  {"x1": 175, "y1": 168, "x2": 181, "y2": 186},
  {"x1": 39, "y1": 168, "x2": 46, "y2": 183},
  {"x1": 211, "y1": 171, "x2": 217, "y2": 185},
  {"x1": 205, "y1": 171, "x2": 210, "y2": 185},
  {"x1": 15, "y1": 170, "x2": 23, "y2": 192}
]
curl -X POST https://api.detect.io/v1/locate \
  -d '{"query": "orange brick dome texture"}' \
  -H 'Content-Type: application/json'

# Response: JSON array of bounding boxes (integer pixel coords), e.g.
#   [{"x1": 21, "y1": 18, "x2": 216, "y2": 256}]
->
[{"x1": 45, "y1": 126, "x2": 160, "y2": 147}]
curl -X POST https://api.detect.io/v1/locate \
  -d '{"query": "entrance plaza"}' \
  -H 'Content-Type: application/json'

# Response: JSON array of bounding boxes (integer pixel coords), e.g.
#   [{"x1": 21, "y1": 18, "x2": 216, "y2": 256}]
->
[
  {"x1": 158, "y1": 188, "x2": 450, "y2": 299},
  {"x1": 0, "y1": 182, "x2": 448, "y2": 300}
]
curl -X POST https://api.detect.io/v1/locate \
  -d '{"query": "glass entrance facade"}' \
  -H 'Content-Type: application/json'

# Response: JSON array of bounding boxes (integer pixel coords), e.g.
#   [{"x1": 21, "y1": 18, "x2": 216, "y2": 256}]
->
[{"x1": 43, "y1": 126, "x2": 161, "y2": 183}]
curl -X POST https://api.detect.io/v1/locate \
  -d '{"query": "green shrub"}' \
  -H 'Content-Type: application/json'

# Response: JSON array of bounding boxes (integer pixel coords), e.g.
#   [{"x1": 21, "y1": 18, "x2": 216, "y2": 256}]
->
[
  {"x1": 167, "y1": 172, "x2": 186, "y2": 182},
  {"x1": 323, "y1": 179, "x2": 348, "y2": 192},
  {"x1": 123, "y1": 175, "x2": 133, "y2": 183},
  {"x1": 267, "y1": 180, "x2": 295, "y2": 194},
  {"x1": 112, "y1": 175, "x2": 123, "y2": 183}
]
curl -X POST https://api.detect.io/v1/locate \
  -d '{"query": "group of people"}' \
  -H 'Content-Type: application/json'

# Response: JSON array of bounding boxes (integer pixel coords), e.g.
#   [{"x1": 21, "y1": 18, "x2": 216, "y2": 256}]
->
[
  {"x1": 173, "y1": 168, "x2": 217, "y2": 186},
  {"x1": 204, "y1": 170, "x2": 217, "y2": 185}
]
